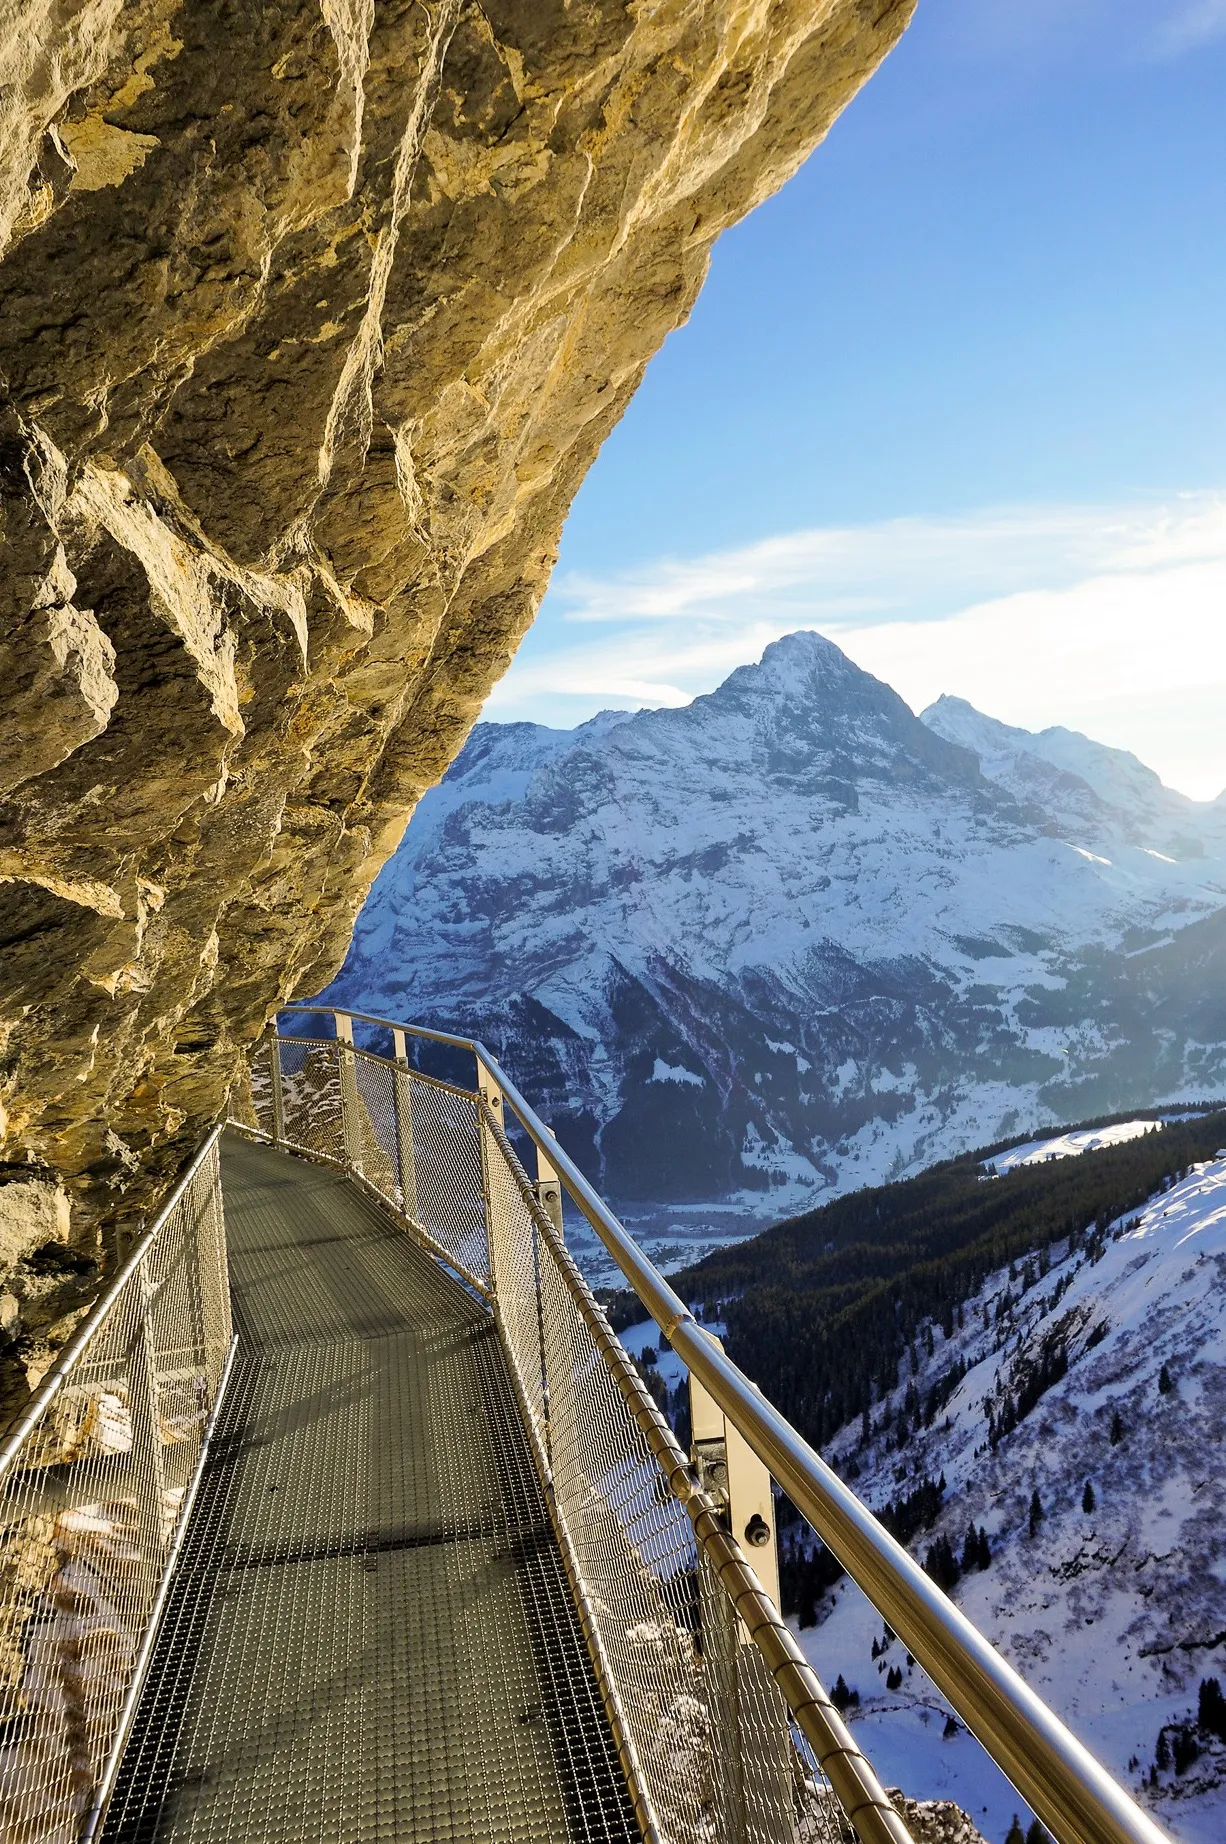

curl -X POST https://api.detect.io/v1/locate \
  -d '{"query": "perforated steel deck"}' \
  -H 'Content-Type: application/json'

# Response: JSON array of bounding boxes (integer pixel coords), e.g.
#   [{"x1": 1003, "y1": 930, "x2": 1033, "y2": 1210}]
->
[{"x1": 101, "y1": 1134, "x2": 638, "y2": 1844}]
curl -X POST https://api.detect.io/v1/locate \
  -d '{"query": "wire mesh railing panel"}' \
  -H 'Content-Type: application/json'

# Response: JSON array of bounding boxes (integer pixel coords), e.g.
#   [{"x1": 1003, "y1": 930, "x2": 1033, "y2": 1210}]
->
[
  {"x1": 277, "y1": 1039, "x2": 344, "y2": 1165},
  {"x1": 349, "y1": 1049, "x2": 401, "y2": 1201},
  {"x1": 403, "y1": 1074, "x2": 489, "y2": 1285},
  {"x1": 538, "y1": 1241, "x2": 714, "y2": 1844},
  {"x1": 697, "y1": 1554, "x2": 851, "y2": 1844},
  {"x1": 0, "y1": 1138, "x2": 232, "y2": 1844}
]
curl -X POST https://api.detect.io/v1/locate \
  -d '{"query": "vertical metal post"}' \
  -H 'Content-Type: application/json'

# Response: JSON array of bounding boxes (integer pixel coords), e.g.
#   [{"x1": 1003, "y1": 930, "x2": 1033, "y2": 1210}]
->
[
  {"x1": 129, "y1": 1261, "x2": 168, "y2": 1569},
  {"x1": 392, "y1": 1029, "x2": 418, "y2": 1219},
  {"x1": 269, "y1": 1030, "x2": 285, "y2": 1146},
  {"x1": 335, "y1": 1012, "x2": 364, "y2": 1176},
  {"x1": 533, "y1": 1129, "x2": 564, "y2": 1238},
  {"x1": 477, "y1": 1058, "x2": 516, "y2": 1303},
  {"x1": 691, "y1": 1348, "x2": 791, "y2": 1844}
]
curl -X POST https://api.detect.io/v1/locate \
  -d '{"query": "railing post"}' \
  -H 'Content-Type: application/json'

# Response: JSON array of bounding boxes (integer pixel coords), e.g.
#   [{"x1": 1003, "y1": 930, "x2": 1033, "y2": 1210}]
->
[
  {"x1": 268, "y1": 1029, "x2": 285, "y2": 1146},
  {"x1": 335, "y1": 1013, "x2": 364, "y2": 1176},
  {"x1": 691, "y1": 1352, "x2": 791, "y2": 1844},
  {"x1": 129, "y1": 1259, "x2": 168, "y2": 1571},
  {"x1": 533, "y1": 1129, "x2": 564, "y2": 1239},
  {"x1": 391, "y1": 1029, "x2": 418, "y2": 1220},
  {"x1": 476, "y1": 1057, "x2": 515, "y2": 1302}
]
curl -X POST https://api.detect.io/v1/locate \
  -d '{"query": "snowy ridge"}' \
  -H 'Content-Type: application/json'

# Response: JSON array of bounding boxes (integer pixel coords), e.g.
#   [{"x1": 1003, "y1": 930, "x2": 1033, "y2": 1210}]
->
[
  {"x1": 984, "y1": 1119, "x2": 1163, "y2": 1174},
  {"x1": 803, "y1": 1158, "x2": 1226, "y2": 1844},
  {"x1": 324, "y1": 630, "x2": 1226, "y2": 1267}
]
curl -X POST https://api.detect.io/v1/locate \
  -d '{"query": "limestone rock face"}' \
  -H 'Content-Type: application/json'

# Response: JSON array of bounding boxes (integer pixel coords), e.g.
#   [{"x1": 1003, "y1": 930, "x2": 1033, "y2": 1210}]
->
[{"x1": 0, "y1": 0, "x2": 911, "y2": 1406}]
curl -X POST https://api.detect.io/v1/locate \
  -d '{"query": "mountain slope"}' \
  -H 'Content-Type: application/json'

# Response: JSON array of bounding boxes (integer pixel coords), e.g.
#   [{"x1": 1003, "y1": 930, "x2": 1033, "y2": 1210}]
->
[
  {"x1": 793, "y1": 1152, "x2": 1226, "y2": 1844},
  {"x1": 921, "y1": 696, "x2": 1222, "y2": 854},
  {"x1": 321, "y1": 631, "x2": 1226, "y2": 1268}
]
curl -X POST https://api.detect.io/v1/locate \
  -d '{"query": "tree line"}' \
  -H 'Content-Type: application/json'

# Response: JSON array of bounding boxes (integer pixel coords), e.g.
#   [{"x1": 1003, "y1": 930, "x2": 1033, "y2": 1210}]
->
[{"x1": 608, "y1": 1109, "x2": 1226, "y2": 1459}]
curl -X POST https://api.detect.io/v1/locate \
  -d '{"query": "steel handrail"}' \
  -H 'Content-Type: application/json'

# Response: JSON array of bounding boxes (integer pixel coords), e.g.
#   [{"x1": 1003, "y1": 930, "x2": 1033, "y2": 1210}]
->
[{"x1": 282, "y1": 1004, "x2": 1170, "y2": 1844}]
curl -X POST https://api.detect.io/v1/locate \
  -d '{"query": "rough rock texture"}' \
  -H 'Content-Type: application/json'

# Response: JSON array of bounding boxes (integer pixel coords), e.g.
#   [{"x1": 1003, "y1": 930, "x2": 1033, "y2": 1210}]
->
[
  {"x1": 0, "y1": 0, "x2": 911, "y2": 1408},
  {"x1": 887, "y1": 1795, "x2": 990, "y2": 1844}
]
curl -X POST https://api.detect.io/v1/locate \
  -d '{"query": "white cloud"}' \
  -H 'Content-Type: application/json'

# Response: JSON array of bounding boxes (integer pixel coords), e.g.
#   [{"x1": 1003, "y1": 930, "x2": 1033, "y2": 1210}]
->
[
  {"x1": 487, "y1": 493, "x2": 1226, "y2": 799},
  {"x1": 1157, "y1": 0, "x2": 1226, "y2": 54},
  {"x1": 930, "y1": 0, "x2": 1226, "y2": 65}
]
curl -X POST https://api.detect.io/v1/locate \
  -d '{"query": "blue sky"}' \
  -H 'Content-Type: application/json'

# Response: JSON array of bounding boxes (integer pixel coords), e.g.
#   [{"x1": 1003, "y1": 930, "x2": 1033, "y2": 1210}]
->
[{"x1": 490, "y1": 0, "x2": 1226, "y2": 798}]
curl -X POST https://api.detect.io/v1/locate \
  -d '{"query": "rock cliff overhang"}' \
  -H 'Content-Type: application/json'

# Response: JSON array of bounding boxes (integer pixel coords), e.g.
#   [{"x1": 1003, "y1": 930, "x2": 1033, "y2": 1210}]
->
[{"x1": 0, "y1": 0, "x2": 912, "y2": 1409}]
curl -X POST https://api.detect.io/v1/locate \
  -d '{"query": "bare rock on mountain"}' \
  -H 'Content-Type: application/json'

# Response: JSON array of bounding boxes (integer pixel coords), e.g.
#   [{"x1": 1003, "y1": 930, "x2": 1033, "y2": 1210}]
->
[
  {"x1": 888, "y1": 1794, "x2": 990, "y2": 1844},
  {"x1": 0, "y1": 0, "x2": 913, "y2": 1410}
]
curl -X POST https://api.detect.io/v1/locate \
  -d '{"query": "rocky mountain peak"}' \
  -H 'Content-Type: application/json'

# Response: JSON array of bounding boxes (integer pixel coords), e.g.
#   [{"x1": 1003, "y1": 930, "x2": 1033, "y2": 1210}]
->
[
  {"x1": 325, "y1": 631, "x2": 1226, "y2": 1258},
  {"x1": 921, "y1": 694, "x2": 1225, "y2": 855},
  {"x1": 582, "y1": 630, "x2": 988, "y2": 805}
]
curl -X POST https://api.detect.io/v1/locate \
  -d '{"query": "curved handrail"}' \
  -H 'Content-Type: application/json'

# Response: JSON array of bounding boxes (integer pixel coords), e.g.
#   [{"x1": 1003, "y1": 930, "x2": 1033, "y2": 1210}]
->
[{"x1": 282, "y1": 1004, "x2": 1170, "y2": 1844}]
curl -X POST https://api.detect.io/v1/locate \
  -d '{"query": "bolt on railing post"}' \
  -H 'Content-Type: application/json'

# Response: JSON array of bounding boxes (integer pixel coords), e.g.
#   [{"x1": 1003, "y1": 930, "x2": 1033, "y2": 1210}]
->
[
  {"x1": 391, "y1": 1029, "x2": 418, "y2": 1220},
  {"x1": 335, "y1": 1013, "x2": 364, "y2": 1176},
  {"x1": 268, "y1": 1029, "x2": 285, "y2": 1146},
  {"x1": 691, "y1": 1356, "x2": 791, "y2": 1844}
]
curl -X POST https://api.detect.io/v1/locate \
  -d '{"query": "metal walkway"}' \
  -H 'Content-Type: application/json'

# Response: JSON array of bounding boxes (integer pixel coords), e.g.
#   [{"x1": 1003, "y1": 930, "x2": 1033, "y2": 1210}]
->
[{"x1": 100, "y1": 1134, "x2": 637, "y2": 1844}]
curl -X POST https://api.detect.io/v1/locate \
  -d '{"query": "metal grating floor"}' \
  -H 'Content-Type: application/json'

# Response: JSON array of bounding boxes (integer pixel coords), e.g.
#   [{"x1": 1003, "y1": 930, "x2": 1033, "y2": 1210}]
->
[{"x1": 101, "y1": 1134, "x2": 638, "y2": 1844}]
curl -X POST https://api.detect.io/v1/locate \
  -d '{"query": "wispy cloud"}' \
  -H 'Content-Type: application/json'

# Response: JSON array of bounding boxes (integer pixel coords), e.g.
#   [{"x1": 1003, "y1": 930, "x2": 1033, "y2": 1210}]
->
[
  {"x1": 1157, "y1": 0, "x2": 1226, "y2": 53},
  {"x1": 931, "y1": 0, "x2": 1226, "y2": 66},
  {"x1": 488, "y1": 494, "x2": 1226, "y2": 799}
]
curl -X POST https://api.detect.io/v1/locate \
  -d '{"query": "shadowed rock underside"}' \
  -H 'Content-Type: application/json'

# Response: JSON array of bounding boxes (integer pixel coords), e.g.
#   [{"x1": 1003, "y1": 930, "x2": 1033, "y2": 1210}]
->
[{"x1": 0, "y1": 0, "x2": 911, "y2": 1411}]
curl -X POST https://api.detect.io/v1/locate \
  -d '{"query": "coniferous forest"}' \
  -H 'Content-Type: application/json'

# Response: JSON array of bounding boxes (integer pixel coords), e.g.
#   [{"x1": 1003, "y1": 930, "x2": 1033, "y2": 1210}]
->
[{"x1": 608, "y1": 1108, "x2": 1226, "y2": 1460}]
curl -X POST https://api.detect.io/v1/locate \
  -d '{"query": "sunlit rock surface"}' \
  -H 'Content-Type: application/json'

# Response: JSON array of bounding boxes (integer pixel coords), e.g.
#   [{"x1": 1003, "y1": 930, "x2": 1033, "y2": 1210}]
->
[{"x1": 0, "y1": 0, "x2": 912, "y2": 1411}]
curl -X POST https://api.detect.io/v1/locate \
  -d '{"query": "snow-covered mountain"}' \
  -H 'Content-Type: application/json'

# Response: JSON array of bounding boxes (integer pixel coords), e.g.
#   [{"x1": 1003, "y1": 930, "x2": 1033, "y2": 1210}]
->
[
  {"x1": 798, "y1": 1147, "x2": 1226, "y2": 1844},
  {"x1": 320, "y1": 631, "x2": 1226, "y2": 1256}
]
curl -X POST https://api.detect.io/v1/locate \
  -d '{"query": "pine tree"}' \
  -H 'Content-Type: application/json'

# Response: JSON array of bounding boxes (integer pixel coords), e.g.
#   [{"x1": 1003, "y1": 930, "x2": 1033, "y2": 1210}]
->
[
  {"x1": 1156, "y1": 1729, "x2": 1171, "y2": 1772},
  {"x1": 1198, "y1": 1677, "x2": 1226, "y2": 1742},
  {"x1": 1082, "y1": 1480, "x2": 1096, "y2": 1513},
  {"x1": 924, "y1": 1534, "x2": 961, "y2": 1591},
  {"x1": 1028, "y1": 1489, "x2": 1044, "y2": 1537},
  {"x1": 977, "y1": 1525, "x2": 992, "y2": 1569},
  {"x1": 1005, "y1": 1818, "x2": 1025, "y2": 1844},
  {"x1": 1158, "y1": 1363, "x2": 1174, "y2": 1395},
  {"x1": 1110, "y1": 1409, "x2": 1125, "y2": 1445},
  {"x1": 1172, "y1": 1728, "x2": 1200, "y2": 1773},
  {"x1": 1025, "y1": 1823, "x2": 1052, "y2": 1844}
]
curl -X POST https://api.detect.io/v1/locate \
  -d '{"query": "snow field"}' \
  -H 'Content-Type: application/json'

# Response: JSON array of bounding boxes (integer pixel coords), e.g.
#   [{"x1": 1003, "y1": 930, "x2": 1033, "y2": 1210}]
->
[{"x1": 802, "y1": 1159, "x2": 1226, "y2": 1842}]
